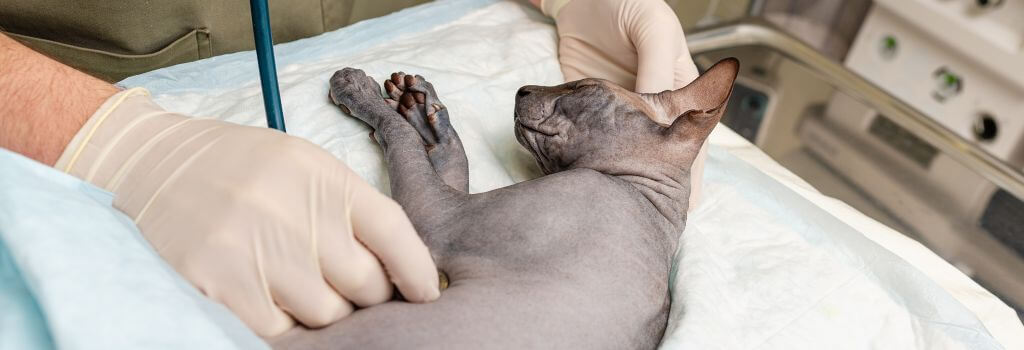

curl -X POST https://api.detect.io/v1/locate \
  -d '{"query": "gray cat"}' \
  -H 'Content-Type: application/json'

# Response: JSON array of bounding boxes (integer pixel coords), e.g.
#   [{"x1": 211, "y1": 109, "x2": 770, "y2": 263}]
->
[{"x1": 271, "y1": 58, "x2": 739, "y2": 349}]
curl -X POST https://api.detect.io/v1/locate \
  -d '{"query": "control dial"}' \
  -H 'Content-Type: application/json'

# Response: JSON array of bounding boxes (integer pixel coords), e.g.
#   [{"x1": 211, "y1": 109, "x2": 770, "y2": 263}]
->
[{"x1": 973, "y1": 113, "x2": 998, "y2": 141}]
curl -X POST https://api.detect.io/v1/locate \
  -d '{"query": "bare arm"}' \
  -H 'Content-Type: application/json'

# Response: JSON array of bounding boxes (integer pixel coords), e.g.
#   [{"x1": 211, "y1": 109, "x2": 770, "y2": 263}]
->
[{"x1": 0, "y1": 33, "x2": 118, "y2": 166}]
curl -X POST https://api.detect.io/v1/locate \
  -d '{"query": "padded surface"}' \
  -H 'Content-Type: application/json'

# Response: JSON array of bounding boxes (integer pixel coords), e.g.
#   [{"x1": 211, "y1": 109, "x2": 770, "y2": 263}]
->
[{"x1": 119, "y1": 0, "x2": 1024, "y2": 348}]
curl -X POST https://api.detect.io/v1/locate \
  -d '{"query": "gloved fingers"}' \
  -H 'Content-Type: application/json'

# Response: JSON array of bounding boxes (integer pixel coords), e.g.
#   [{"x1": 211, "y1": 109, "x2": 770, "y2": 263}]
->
[
  {"x1": 625, "y1": 0, "x2": 686, "y2": 95},
  {"x1": 270, "y1": 266, "x2": 354, "y2": 328},
  {"x1": 349, "y1": 181, "x2": 440, "y2": 303},
  {"x1": 673, "y1": 54, "x2": 700, "y2": 89},
  {"x1": 186, "y1": 257, "x2": 295, "y2": 337},
  {"x1": 318, "y1": 230, "x2": 395, "y2": 307},
  {"x1": 633, "y1": 30, "x2": 683, "y2": 94},
  {"x1": 315, "y1": 164, "x2": 401, "y2": 306},
  {"x1": 222, "y1": 290, "x2": 295, "y2": 337}
]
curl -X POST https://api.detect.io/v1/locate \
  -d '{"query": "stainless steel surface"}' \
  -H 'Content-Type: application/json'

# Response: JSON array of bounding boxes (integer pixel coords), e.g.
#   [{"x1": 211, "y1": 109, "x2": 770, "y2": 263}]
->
[{"x1": 685, "y1": 20, "x2": 1024, "y2": 202}]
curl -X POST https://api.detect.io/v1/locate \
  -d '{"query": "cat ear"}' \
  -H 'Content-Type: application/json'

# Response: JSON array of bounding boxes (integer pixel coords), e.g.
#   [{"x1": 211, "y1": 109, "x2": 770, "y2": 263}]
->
[{"x1": 643, "y1": 58, "x2": 739, "y2": 143}]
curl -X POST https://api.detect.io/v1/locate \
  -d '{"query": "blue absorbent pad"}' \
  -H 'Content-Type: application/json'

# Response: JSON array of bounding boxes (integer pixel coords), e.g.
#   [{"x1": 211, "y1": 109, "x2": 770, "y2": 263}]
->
[{"x1": 0, "y1": 149, "x2": 267, "y2": 350}]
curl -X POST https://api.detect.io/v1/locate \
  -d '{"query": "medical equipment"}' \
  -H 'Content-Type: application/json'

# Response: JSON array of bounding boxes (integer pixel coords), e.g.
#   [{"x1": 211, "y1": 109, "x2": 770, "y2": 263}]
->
[
  {"x1": 249, "y1": 0, "x2": 286, "y2": 132},
  {"x1": 815, "y1": 0, "x2": 1024, "y2": 311},
  {"x1": 695, "y1": 0, "x2": 1024, "y2": 317},
  {"x1": 840, "y1": 0, "x2": 1024, "y2": 159}
]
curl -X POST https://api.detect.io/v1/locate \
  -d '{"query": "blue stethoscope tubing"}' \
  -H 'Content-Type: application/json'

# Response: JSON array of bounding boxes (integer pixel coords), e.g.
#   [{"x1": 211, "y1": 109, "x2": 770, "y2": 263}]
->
[{"x1": 250, "y1": 0, "x2": 287, "y2": 132}]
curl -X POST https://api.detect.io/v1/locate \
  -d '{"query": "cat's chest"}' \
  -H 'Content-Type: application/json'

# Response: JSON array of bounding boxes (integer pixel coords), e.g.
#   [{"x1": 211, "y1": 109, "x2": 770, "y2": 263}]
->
[{"x1": 439, "y1": 176, "x2": 662, "y2": 263}]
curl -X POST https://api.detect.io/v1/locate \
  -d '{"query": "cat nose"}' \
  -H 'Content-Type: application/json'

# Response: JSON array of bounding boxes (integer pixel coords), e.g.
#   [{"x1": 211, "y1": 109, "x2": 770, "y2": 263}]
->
[{"x1": 517, "y1": 87, "x2": 532, "y2": 97}]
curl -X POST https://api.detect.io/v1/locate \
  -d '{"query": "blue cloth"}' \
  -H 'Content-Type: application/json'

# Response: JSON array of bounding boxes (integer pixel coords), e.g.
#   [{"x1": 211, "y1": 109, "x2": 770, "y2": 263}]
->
[
  {"x1": 0, "y1": 149, "x2": 267, "y2": 350},
  {"x1": 0, "y1": 241, "x2": 53, "y2": 350}
]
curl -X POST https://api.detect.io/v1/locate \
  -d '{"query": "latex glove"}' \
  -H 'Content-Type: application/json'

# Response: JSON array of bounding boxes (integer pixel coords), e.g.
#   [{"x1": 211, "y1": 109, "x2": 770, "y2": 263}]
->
[
  {"x1": 540, "y1": 0, "x2": 709, "y2": 211},
  {"x1": 55, "y1": 88, "x2": 440, "y2": 337}
]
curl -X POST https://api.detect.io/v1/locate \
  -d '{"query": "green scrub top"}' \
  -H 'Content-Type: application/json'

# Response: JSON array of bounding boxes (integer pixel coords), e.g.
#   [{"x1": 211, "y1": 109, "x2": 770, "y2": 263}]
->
[{"x1": 0, "y1": 0, "x2": 430, "y2": 82}]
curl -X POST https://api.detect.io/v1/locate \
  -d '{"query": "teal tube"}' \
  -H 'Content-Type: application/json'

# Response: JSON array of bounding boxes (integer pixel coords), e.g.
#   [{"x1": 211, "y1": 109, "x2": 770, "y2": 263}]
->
[{"x1": 250, "y1": 0, "x2": 286, "y2": 132}]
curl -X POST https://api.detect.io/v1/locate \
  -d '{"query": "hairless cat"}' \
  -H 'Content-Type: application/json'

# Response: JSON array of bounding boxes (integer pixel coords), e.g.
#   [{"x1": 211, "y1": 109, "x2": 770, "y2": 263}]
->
[{"x1": 271, "y1": 57, "x2": 739, "y2": 349}]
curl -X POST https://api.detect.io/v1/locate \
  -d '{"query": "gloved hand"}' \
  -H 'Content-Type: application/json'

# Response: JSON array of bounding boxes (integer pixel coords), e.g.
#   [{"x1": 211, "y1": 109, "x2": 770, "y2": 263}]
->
[
  {"x1": 537, "y1": 0, "x2": 709, "y2": 211},
  {"x1": 55, "y1": 88, "x2": 440, "y2": 337}
]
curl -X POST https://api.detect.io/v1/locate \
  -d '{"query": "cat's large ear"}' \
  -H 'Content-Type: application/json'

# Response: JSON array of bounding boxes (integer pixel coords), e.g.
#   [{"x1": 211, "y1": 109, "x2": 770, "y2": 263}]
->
[{"x1": 643, "y1": 58, "x2": 739, "y2": 144}]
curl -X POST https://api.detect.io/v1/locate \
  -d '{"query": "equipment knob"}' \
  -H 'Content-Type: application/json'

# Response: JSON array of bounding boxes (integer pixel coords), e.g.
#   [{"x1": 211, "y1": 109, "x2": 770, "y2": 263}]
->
[
  {"x1": 932, "y1": 68, "x2": 962, "y2": 102},
  {"x1": 973, "y1": 114, "x2": 998, "y2": 141},
  {"x1": 976, "y1": 0, "x2": 1004, "y2": 8}
]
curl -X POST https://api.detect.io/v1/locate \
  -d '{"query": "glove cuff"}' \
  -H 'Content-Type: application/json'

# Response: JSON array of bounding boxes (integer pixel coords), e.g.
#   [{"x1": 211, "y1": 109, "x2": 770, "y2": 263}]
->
[
  {"x1": 541, "y1": 0, "x2": 574, "y2": 18},
  {"x1": 53, "y1": 87, "x2": 194, "y2": 192},
  {"x1": 55, "y1": 88, "x2": 150, "y2": 175}
]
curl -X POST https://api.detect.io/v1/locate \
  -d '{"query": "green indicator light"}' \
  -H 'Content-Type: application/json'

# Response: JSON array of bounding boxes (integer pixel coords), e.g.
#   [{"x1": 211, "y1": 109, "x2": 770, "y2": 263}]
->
[
  {"x1": 883, "y1": 36, "x2": 897, "y2": 49},
  {"x1": 944, "y1": 73, "x2": 960, "y2": 87},
  {"x1": 879, "y1": 35, "x2": 898, "y2": 59},
  {"x1": 932, "y1": 68, "x2": 962, "y2": 101}
]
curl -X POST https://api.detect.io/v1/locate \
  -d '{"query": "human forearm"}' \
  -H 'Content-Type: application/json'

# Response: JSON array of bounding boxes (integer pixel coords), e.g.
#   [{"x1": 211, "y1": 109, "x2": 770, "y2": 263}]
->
[{"x1": 0, "y1": 33, "x2": 118, "y2": 166}]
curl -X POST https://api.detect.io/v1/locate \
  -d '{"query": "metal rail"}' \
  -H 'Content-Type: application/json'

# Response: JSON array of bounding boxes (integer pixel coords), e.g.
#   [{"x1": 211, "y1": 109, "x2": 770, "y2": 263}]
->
[{"x1": 685, "y1": 20, "x2": 1024, "y2": 201}]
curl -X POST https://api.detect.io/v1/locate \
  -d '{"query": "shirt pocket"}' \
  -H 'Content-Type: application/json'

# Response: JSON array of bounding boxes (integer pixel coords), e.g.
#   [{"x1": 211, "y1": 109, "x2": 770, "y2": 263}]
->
[{"x1": 3, "y1": 28, "x2": 213, "y2": 82}]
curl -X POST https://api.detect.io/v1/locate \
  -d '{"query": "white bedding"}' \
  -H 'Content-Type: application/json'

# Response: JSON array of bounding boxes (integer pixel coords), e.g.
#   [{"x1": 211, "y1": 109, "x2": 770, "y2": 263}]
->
[{"x1": 107, "y1": 0, "x2": 1023, "y2": 348}]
